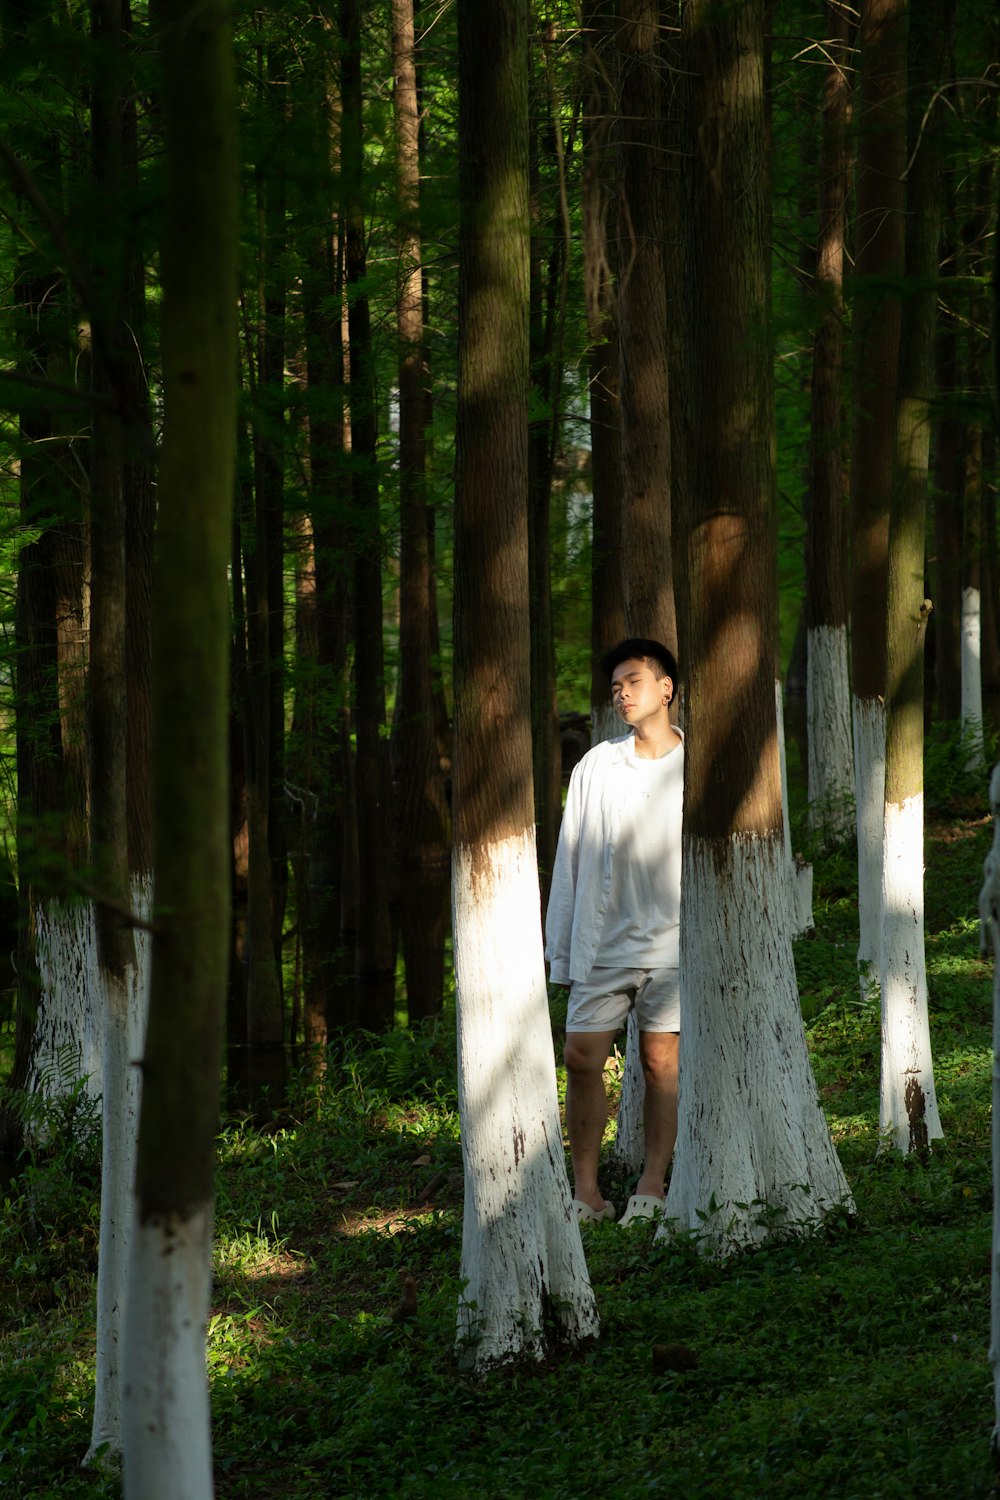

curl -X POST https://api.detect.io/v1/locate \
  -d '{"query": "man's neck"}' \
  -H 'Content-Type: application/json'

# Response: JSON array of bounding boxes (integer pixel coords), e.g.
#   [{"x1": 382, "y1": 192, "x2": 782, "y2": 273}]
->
[{"x1": 632, "y1": 716, "x2": 680, "y2": 760}]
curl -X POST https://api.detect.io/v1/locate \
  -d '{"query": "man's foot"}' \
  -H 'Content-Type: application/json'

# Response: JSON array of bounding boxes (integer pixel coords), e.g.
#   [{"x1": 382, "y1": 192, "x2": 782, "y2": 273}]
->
[
  {"x1": 619, "y1": 1193, "x2": 665, "y2": 1227},
  {"x1": 573, "y1": 1198, "x2": 617, "y2": 1223}
]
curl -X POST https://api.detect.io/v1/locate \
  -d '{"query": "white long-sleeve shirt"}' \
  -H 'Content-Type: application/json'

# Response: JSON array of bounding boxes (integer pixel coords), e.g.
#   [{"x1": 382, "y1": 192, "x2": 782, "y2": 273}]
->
[{"x1": 544, "y1": 731, "x2": 683, "y2": 986}]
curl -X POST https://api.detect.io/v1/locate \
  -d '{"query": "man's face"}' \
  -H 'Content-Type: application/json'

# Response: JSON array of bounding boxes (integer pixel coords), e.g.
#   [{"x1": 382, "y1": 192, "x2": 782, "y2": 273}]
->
[{"x1": 610, "y1": 657, "x2": 671, "y2": 727}]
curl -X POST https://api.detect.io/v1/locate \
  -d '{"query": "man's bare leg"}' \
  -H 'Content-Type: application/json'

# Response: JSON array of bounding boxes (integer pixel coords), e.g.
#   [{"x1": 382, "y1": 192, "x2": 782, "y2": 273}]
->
[
  {"x1": 635, "y1": 1030, "x2": 679, "y2": 1200},
  {"x1": 563, "y1": 1029, "x2": 617, "y2": 1210}
]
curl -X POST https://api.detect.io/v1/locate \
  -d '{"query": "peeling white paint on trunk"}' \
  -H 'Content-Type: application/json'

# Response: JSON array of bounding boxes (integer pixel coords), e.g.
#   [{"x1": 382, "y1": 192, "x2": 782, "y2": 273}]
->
[
  {"x1": 87, "y1": 877, "x2": 152, "y2": 1467},
  {"x1": 454, "y1": 829, "x2": 599, "y2": 1369},
  {"x1": 31, "y1": 900, "x2": 102, "y2": 1109},
  {"x1": 853, "y1": 694, "x2": 886, "y2": 997},
  {"x1": 879, "y1": 795, "x2": 942, "y2": 1153},
  {"x1": 660, "y1": 834, "x2": 852, "y2": 1253},
  {"x1": 978, "y1": 766, "x2": 1000, "y2": 1450},
  {"x1": 776, "y1": 680, "x2": 813, "y2": 937},
  {"x1": 608, "y1": 1010, "x2": 644, "y2": 1172},
  {"x1": 122, "y1": 1205, "x2": 214, "y2": 1500},
  {"x1": 961, "y1": 584, "x2": 985, "y2": 772},
  {"x1": 806, "y1": 624, "x2": 855, "y2": 842}
]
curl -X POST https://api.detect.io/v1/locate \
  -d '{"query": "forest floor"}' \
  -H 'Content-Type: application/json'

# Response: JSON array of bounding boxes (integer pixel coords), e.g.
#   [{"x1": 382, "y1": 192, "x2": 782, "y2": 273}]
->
[{"x1": 1, "y1": 739, "x2": 999, "y2": 1499}]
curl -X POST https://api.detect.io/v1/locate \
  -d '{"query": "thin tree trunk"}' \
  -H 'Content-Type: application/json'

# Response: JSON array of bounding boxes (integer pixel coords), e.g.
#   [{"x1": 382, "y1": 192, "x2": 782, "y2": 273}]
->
[
  {"x1": 453, "y1": 0, "x2": 598, "y2": 1369},
  {"x1": 879, "y1": 0, "x2": 949, "y2": 1155},
  {"x1": 122, "y1": 0, "x2": 237, "y2": 1488},
  {"x1": 392, "y1": 0, "x2": 450, "y2": 1022},
  {"x1": 849, "y1": 0, "x2": 907, "y2": 997},
  {"x1": 86, "y1": 0, "x2": 143, "y2": 1461},
  {"x1": 581, "y1": 0, "x2": 625, "y2": 741},
  {"x1": 806, "y1": 0, "x2": 854, "y2": 846},
  {"x1": 341, "y1": 0, "x2": 395, "y2": 1029},
  {"x1": 616, "y1": 0, "x2": 676, "y2": 656}
]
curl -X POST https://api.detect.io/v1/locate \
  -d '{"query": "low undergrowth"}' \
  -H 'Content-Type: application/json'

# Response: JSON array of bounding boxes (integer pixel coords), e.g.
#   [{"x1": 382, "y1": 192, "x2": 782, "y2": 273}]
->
[{"x1": 1, "y1": 785, "x2": 997, "y2": 1499}]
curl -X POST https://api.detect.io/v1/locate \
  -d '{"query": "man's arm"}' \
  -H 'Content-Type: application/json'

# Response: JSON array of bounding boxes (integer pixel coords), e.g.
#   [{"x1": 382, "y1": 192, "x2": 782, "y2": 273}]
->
[{"x1": 544, "y1": 758, "x2": 586, "y2": 985}]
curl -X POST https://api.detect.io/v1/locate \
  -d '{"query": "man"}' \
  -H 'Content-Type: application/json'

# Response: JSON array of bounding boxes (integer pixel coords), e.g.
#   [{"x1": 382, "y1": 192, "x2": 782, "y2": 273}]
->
[{"x1": 545, "y1": 638, "x2": 682, "y2": 1227}]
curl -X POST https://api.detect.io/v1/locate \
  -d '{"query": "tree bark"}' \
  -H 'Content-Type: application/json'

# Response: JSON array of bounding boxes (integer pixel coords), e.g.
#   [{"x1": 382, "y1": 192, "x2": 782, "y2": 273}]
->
[
  {"x1": 616, "y1": 0, "x2": 676, "y2": 656},
  {"x1": 581, "y1": 0, "x2": 625, "y2": 741},
  {"x1": 663, "y1": 0, "x2": 851, "y2": 1252},
  {"x1": 392, "y1": 0, "x2": 450, "y2": 1023},
  {"x1": 122, "y1": 0, "x2": 237, "y2": 1489},
  {"x1": 849, "y1": 0, "x2": 907, "y2": 995},
  {"x1": 879, "y1": 0, "x2": 949, "y2": 1155},
  {"x1": 86, "y1": 0, "x2": 144, "y2": 1461},
  {"x1": 453, "y1": 0, "x2": 598, "y2": 1369},
  {"x1": 806, "y1": 0, "x2": 855, "y2": 846},
  {"x1": 341, "y1": 0, "x2": 396, "y2": 1029}
]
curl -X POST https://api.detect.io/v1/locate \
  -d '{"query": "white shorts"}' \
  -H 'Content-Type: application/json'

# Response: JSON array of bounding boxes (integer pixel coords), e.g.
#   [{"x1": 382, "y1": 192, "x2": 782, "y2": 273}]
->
[{"x1": 566, "y1": 964, "x2": 680, "y2": 1035}]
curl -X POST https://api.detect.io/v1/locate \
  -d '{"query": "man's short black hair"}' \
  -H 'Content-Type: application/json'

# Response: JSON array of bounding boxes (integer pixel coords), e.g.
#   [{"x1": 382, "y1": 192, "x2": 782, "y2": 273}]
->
[{"x1": 600, "y1": 637, "x2": 679, "y2": 692}]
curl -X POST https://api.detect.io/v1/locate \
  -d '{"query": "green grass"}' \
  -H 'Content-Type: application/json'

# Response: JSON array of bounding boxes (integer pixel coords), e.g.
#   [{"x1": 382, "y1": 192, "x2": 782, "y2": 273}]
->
[{"x1": 1, "y1": 790, "x2": 998, "y2": 1499}]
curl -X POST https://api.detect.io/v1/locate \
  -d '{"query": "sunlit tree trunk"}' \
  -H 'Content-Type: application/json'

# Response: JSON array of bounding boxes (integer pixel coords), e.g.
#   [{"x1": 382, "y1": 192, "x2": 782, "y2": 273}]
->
[
  {"x1": 806, "y1": 0, "x2": 854, "y2": 846},
  {"x1": 849, "y1": 0, "x2": 907, "y2": 998},
  {"x1": 453, "y1": 0, "x2": 598, "y2": 1369},
  {"x1": 662, "y1": 0, "x2": 852, "y2": 1252},
  {"x1": 879, "y1": 0, "x2": 948, "y2": 1156},
  {"x1": 392, "y1": 0, "x2": 450, "y2": 1021},
  {"x1": 121, "y1": 0, "x2": 237, "y2": 1489}
]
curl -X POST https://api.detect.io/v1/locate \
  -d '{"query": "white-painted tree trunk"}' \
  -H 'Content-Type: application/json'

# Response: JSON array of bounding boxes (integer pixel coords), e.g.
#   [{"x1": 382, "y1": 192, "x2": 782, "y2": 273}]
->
[
  {"x1": 454, "y1": 830, "x2": 599, "y2": 1370},
  {"x1": 31, "y1": 900, "x2": 103, "y2": 1110},
  {"x1": 122, "y1": 1206, "x2": 214, "y2": 1500},
  {"x1": 961, "y1": 584, "x2": 985, "y2": 772},
  {"x1": 806, "y1": 623, "x2": 855, "y2": 843},
  {"x1": 879, "y1": 796, "x2": 942, "y2": 1153},
  {"x1": 853, "y1": 694, "x2": 886, "y2": 998},
  {"x1": 661, "y1": 835, "x2": 852, "y2": 1253},
  {"x1": 86, "y1": 877, "x2": 152, "y2": 1467},
  {"x1": 978, "y1": 765, "x2": 1000, "y2": 1453},
  {"x1": 776, "y1": 679, "x2": 813, "y2": 937},
  {"x1": 608, "y1": 1011, "x2": 644, "y2": 1172}
]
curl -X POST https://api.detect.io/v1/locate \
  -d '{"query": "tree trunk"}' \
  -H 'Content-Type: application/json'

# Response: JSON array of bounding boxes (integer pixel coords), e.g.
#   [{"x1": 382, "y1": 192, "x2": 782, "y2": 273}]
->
[
  {"x1": 121, "y1": 0, "x2": 237, "y2": 1489},
  {"x1": 616, "y1": 0, "x2": 676, "y2": 656},
  {"x1": 849, "y1": 0, "x2": 907, "y2": 996},
  {"x1": 392, "y1": 0, "x2": 450, "y2": 1023},
  {"x1": 806, "y1": 0, "x2": 855, "y2": 846},
  {"x1": 341, "y1": 0, "x2": 396, "y2": 1029},
  {"x1": 663, "y1": 0, "x2": 851, "y2": 1252},
  {"x1": 300, "y1": 33, "x2": 358, "y2": 1039},
  {"x1": 980, "y1": 765, "x2": 1000, "y2": 1455},
  {"x1": 581, "y1": 0, "x2": 626, "y2": 742},
  {"x1": 879, "y1": 0, "x2": 949, "y2": 1156},
  {"x1": 453, "y1": 0, "x2": 598, "y2": 1369},
  {"x1": 86, "y1": 0, "x2": 144, "y2": 1461},
  {"x1": 932, "y1": 201, "x2": 963, "y2": 720}
]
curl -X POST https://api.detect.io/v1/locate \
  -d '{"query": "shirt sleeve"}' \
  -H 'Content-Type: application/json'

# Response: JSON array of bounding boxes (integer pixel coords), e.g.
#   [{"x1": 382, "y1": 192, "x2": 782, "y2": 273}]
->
[{"x1": 544, "y1": 758, "x2": 585, "y2": 985}]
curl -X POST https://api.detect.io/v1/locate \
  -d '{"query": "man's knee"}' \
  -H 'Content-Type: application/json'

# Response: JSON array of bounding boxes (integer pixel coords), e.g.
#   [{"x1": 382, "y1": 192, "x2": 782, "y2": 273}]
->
[
  {"x1": 639, "y1": 1030, "x2": 679, "y2": 1085},
  {"x1": 563, "y1": 1031, "x2": 612, "y2": 1078}
]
